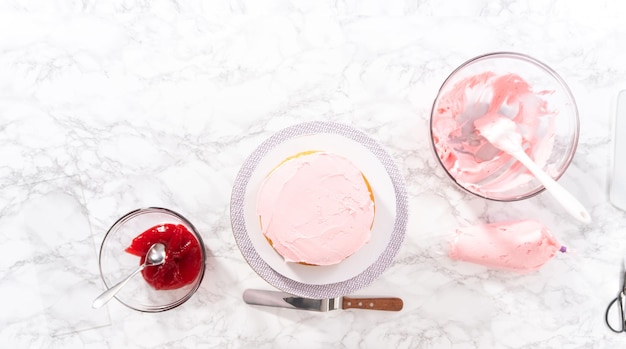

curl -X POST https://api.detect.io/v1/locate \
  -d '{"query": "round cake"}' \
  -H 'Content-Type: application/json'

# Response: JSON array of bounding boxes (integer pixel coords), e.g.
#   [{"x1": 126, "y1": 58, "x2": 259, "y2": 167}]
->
[{"x1": 256, "y1": 151, "x2": 375, "y2": 266}]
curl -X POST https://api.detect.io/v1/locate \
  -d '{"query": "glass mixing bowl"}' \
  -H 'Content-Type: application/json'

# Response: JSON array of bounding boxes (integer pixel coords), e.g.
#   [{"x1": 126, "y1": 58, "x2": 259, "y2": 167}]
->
[
  {"x1": 97, "y1": 207, "x2": 206, "y2": 312},
  {"x1": 430, "y1": 52, "x2": 580, "y2": 201}
]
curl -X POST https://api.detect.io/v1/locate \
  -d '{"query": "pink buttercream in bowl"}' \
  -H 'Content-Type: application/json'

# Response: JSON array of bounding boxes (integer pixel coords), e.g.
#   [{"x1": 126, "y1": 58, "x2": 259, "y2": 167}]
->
[{"x1": 430, "y1": 52, "x2": 579, "y2": 201}]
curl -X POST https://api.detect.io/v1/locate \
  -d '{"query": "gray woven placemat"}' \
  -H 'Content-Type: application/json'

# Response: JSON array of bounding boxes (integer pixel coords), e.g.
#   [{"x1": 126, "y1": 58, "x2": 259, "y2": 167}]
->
[{"x1": 230, "y1": 121, "x2": 408, "y2": 299}]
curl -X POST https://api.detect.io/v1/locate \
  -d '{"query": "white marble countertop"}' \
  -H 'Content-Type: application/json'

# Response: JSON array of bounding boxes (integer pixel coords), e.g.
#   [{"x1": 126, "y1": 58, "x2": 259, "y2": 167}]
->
[{"x1": 3, "y1": 1, "x2": 626, "y2": 348}]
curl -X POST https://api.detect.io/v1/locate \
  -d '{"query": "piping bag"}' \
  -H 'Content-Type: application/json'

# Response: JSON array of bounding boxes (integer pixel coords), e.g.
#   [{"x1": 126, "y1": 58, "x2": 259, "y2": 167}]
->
[{"x1": 449, "y1": 220, "x2": 566, "y2": 273}]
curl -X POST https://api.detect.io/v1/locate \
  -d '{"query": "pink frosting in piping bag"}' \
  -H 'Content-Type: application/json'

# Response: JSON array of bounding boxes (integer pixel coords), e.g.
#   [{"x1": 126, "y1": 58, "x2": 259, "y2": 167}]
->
[
  {"x1": 432, "y1": 72, "x2": 557, "y2": 196},
  {"x1": 257, "y1": 152, "x2": 375, "y2": 266},
  {"x1": 449, "y1": 220, "x2": 562, "y2": 273}
]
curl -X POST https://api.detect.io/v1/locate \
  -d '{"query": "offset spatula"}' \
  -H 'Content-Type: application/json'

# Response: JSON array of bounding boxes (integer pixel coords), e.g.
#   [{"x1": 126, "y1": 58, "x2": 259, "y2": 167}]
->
[{"x1": 243, "y1": 289, "x2": 403, "y2": 312}]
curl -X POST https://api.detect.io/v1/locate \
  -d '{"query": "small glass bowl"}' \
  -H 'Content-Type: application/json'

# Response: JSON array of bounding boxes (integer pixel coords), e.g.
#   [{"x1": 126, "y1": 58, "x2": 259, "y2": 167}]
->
[
  {"x1": 430, "y1": 52, "x2": 580, "y2": 201},
  {"x1": 98, "y1": 207, "x2": 206, "y2": 312}
]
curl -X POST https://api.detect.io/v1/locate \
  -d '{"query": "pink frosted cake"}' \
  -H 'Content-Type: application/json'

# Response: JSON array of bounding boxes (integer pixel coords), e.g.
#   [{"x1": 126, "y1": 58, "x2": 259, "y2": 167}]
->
[{"x1": 256, "y1": 151, "x2": 375, "y2": 266}]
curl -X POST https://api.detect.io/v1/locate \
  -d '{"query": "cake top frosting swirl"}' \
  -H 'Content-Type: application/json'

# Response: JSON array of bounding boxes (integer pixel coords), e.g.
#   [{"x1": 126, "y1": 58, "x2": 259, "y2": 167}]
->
[{"x1": 257, "y1": 151, "x2": 375, "y2": 266}]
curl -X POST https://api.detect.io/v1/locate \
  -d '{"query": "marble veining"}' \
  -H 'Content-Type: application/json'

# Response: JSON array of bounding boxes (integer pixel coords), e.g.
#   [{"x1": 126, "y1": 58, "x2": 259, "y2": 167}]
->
[{"x1": 2, "y1": 0, "x2": 626, "y2": 348}]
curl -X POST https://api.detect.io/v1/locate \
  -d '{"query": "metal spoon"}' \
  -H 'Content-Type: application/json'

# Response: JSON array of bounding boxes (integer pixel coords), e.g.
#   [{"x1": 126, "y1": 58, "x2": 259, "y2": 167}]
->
[
  {"x1": 474, "y1": 113, "x2": 591, "y2": 224},
  {"x1": 92, "y1": 243, "x2": 166, "y2": 309}
]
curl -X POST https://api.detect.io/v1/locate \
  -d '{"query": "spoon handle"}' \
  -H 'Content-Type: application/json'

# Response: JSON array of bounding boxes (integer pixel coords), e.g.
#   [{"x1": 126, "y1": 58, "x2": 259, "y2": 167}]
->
[
  {"x1": 513, "y1": 149, "x2": 591, "y2": 224},
  {"x1": 92, "y1": 265, "x2": 145, "y2": 309}
]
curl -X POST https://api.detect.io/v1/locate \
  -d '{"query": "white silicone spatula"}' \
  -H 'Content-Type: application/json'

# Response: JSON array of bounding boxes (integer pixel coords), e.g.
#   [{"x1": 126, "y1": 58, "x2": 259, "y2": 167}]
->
[{"x1": 475, "y1": 113, "x2": 591, "y2": 224}]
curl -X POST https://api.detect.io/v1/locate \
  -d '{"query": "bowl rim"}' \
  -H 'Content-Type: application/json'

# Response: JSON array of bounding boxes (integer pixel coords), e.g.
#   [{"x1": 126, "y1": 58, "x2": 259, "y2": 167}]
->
[
  {"x1": 429, "y1": 51, "x2": 580, "y2": 201},
  {"x1": 98, "y1": 206, "x2": 207, "y2": 312}
]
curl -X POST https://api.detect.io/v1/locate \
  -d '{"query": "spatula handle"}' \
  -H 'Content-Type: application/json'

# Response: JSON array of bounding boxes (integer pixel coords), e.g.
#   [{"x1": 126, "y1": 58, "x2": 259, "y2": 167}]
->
[
  {"x1": 513, "y1": 149, "x2": 591, "y2": 224},
  {"x1": 341, "y1": 297, "x2": 403, "y2": 311}
]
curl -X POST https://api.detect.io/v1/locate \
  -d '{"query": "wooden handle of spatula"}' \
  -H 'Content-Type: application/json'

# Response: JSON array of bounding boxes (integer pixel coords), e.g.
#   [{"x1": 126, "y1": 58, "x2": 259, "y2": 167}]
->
[{"x1": 341, "y1": 297, "x2": 403, "y2": 311}]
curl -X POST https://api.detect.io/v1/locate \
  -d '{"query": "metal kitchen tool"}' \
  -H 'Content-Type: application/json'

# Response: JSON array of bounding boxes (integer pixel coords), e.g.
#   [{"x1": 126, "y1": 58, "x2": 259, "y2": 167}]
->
[
  {"x1": 243, "y1": 289, "x2": 403, "y2": 312},
  {"x1": 610, "y1": 90, "x2": 626, "y2": 211},
  {"x1": 605, "y1": 263, "x2": 626, "y2": 333},
  {"x1": 92, "y1": 243, "x2": 166, "y2": 309}
]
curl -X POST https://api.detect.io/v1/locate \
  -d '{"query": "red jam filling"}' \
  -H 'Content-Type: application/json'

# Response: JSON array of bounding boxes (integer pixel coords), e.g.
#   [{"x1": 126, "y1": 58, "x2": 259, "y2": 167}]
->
[{"x1": 125, "y1": 223, "x2": 202, "y2": 290}]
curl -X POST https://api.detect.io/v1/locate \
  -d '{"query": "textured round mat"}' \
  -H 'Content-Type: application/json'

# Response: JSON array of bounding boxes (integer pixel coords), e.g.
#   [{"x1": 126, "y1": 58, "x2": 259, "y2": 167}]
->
[{"x1": 230, "y1": 121, "x2": 408, "y2": 299}]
